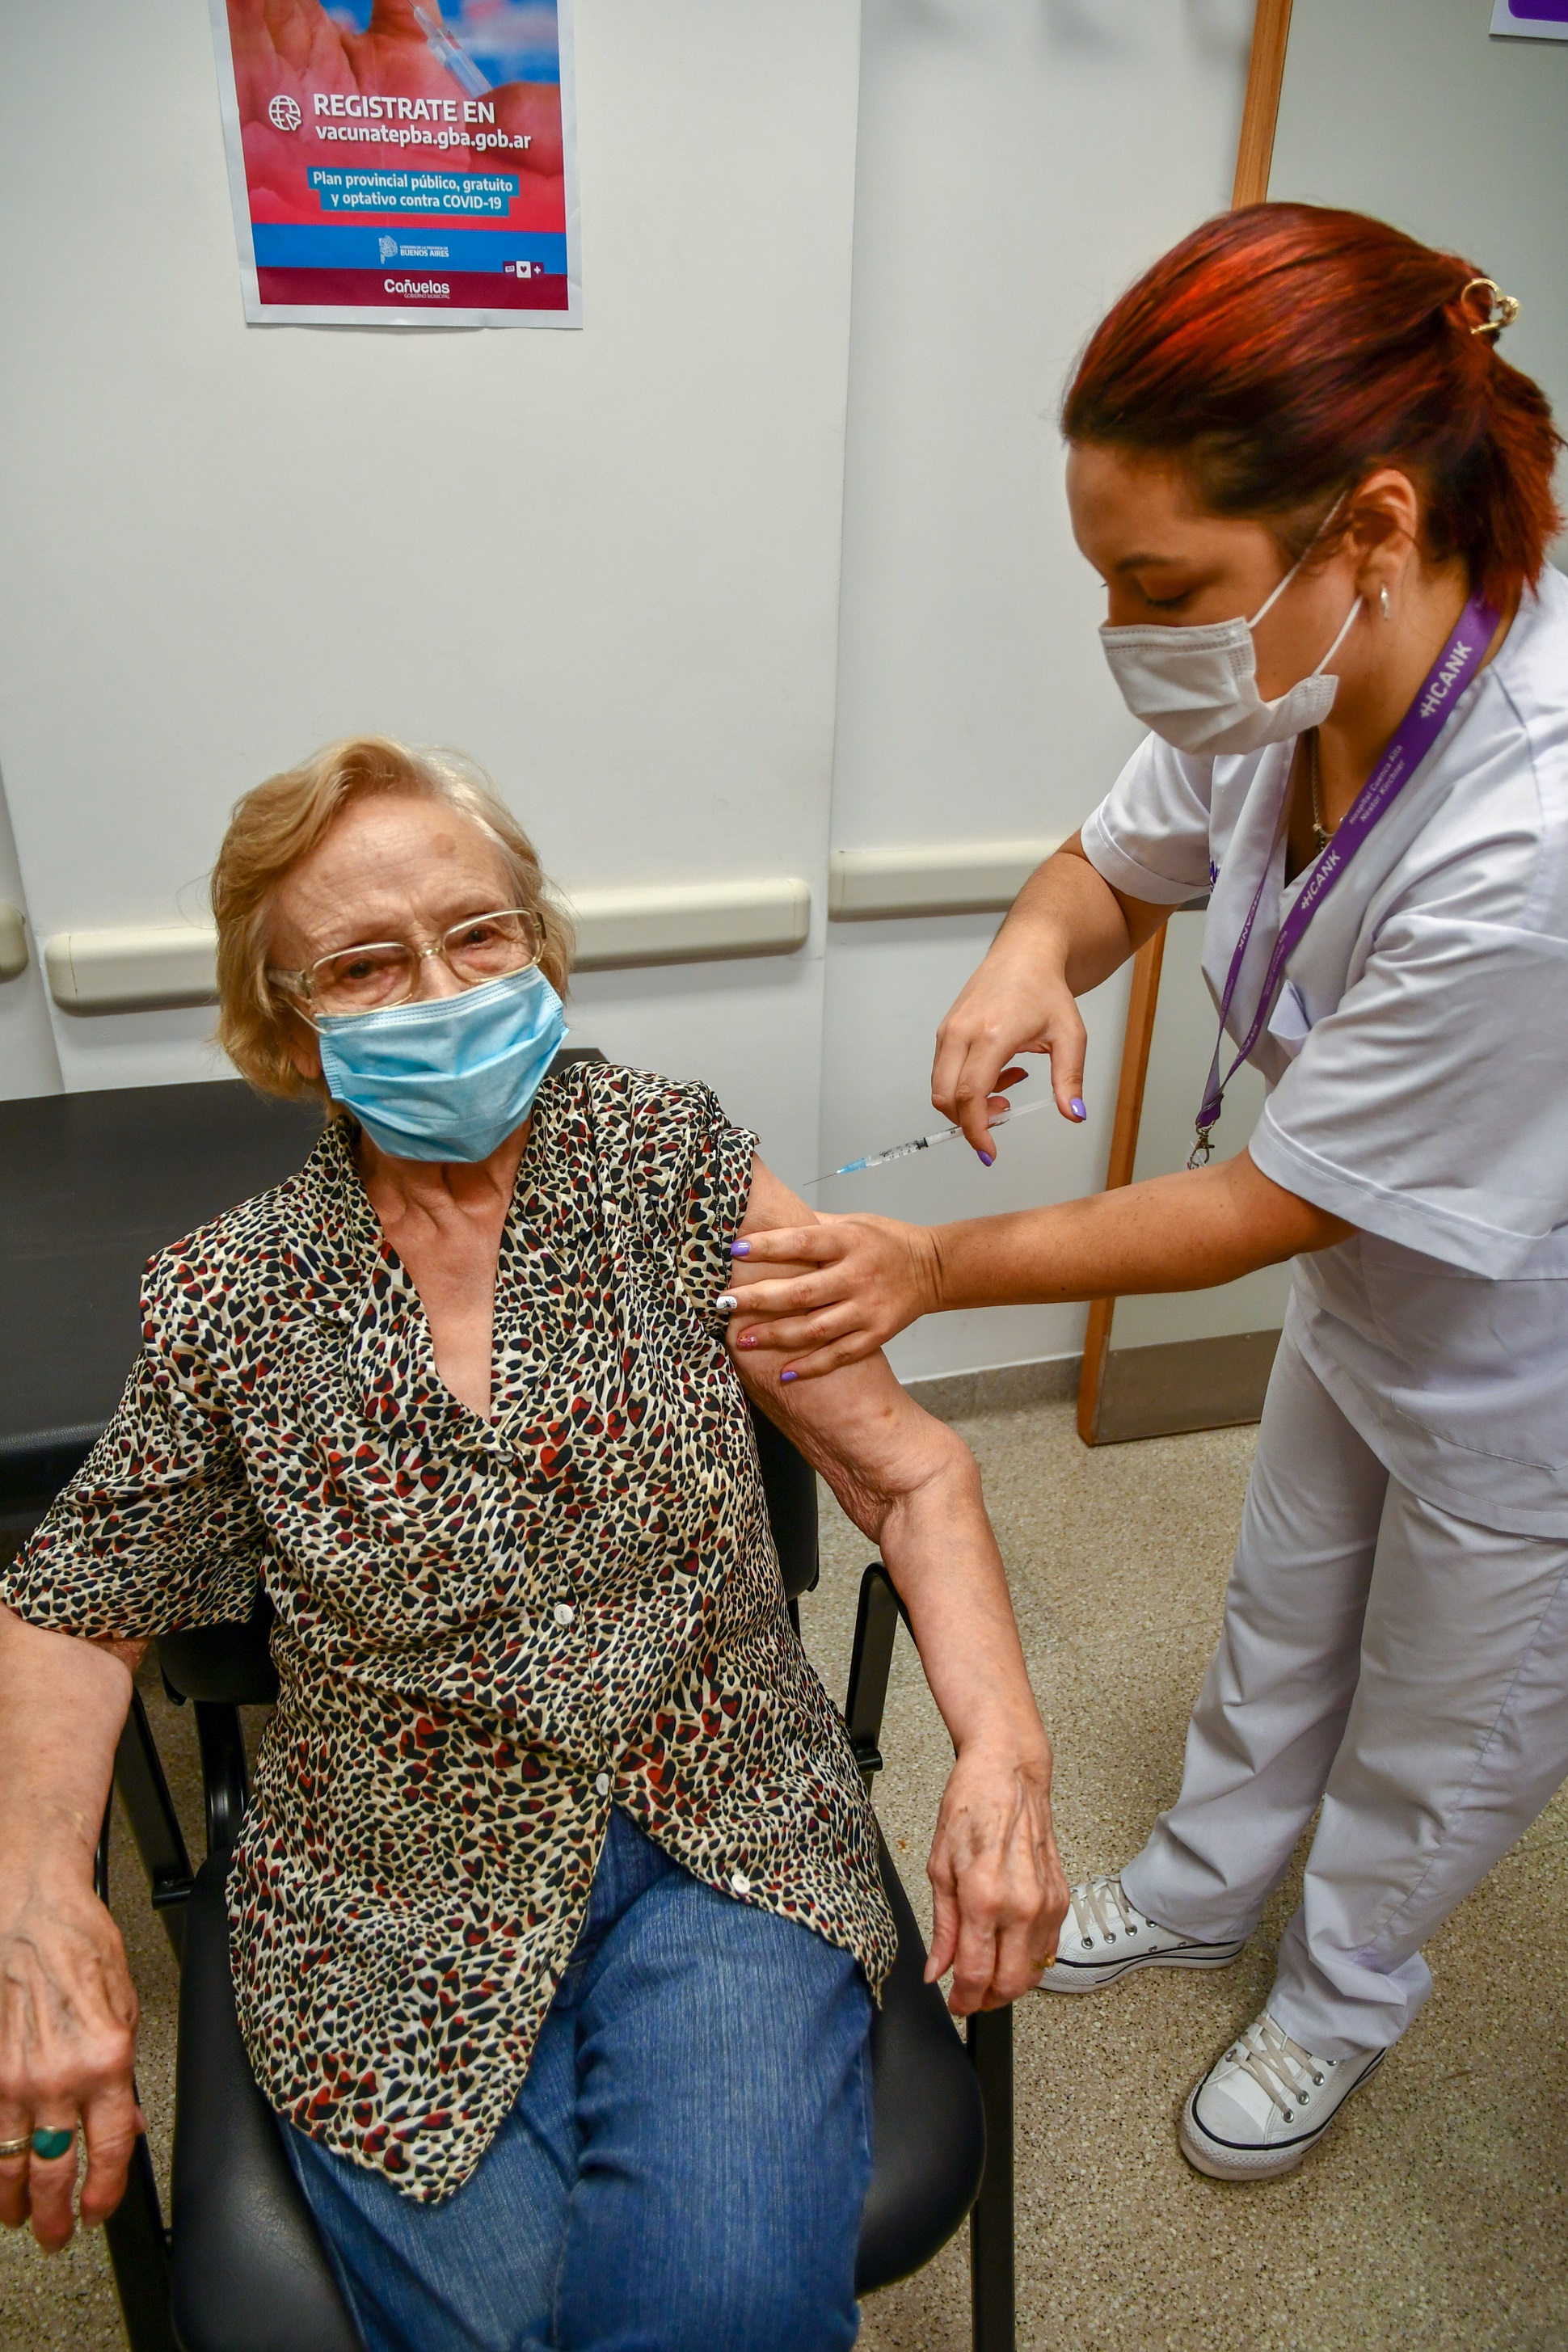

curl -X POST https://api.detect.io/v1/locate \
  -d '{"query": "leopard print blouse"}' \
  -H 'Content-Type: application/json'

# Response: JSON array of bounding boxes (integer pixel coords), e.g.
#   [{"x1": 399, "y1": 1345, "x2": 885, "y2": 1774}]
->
[{"x1": 4, "y1": 1063, "x2": 897, "y2": 2202}]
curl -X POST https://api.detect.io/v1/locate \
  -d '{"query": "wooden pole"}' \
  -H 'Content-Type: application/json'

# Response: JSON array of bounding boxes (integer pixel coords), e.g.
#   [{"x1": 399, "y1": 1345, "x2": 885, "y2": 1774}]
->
[
  {"x1": 1233, "y1": 0, "x2": 1296, "y2": 208},
  {"x1": 1075, "y1": 0, "x2": 1294, "y2": 1442},
  {"x1": 1076, "y1": 926, "x2": 1165, "y2": 1444}
]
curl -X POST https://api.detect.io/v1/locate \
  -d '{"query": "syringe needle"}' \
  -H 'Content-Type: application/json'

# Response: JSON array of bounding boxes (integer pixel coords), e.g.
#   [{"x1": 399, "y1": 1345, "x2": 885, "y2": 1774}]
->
[{"x1": 806, "y1": 1095, "x2": 1056, "y2": 1184}]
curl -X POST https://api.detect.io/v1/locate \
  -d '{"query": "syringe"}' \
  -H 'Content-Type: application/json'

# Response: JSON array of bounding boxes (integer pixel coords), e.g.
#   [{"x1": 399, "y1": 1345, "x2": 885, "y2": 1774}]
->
[
  {"x1": 415, "y1": 7, "x2": 493, "y2": 99},
  {"x1": 807, "y1": 1096, "x2": 1056, "y2": 1184}
]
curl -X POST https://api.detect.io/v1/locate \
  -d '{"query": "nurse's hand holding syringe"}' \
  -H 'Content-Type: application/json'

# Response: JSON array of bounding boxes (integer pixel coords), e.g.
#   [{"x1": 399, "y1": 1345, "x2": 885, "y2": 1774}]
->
[
  {"x1": 929, "y1": 832, "x2": 1170, "y2": 1158},
  {"x1": 725, "y1": 838, "x2": 1354, "y2": 1382}
]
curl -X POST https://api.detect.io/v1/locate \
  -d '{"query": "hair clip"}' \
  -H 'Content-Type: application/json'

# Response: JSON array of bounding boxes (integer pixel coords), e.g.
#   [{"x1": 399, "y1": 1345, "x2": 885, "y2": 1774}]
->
[{"x1": 1459, "y1": 277, "x2": 1520, "y2": 340}]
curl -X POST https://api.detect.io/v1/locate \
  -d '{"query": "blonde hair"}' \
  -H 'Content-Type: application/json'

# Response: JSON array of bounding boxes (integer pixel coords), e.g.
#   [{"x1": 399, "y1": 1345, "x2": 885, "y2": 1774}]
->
[{"x1": 213, "y1": 736, "x2": 573, "y2": 1102}]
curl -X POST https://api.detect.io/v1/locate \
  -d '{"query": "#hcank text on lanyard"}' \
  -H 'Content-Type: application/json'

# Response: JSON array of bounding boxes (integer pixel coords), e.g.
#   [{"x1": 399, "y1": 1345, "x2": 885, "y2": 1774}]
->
[{"x1": 1189, "y1": 590, "x2": 1498, "y2": 1168}]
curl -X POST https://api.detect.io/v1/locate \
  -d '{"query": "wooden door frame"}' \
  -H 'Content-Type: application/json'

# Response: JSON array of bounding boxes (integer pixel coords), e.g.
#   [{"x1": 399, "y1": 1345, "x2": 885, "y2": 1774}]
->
[{"x1": 1075, "y1": 0, "x2": 1295, "y2": 1445}]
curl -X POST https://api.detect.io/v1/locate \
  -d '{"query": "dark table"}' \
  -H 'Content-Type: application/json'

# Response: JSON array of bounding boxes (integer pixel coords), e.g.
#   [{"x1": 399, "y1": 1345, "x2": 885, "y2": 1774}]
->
[
  {"x1": 0, "y1": 1082, "x2": 327, "y2": 1531},
  {"x1": 0, "y1": 1052, "x2": 603, "y2": 1533}
]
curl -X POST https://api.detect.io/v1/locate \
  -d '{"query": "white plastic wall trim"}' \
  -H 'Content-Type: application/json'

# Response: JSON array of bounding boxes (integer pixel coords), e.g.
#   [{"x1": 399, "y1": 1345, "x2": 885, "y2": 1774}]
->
[
  {"x1": 557, "y1": 878, "x2": 812, "y2": 971},
  {"x1": 45, "y1": 925, "x2": 219, "y2": 1013},
  {"x1": 828, "y1": 839, "x2": 1060, "y2": 920},
  {"x1": 0, "y1": 902, "x2": 28, "y2": 983},
  {"x1": 43, "y1": 879, "x2": 815, "y2": 1011}
]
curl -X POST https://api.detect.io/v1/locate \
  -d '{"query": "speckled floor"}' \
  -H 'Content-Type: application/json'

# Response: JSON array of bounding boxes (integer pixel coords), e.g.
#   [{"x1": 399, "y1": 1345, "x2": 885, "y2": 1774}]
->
[{"x1": 5, "y1": 1395, "x2": 1565, "y2": 2350}]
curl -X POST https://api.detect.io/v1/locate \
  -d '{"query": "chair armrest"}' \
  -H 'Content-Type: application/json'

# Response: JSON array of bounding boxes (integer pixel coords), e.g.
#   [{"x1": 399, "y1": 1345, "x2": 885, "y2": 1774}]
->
[
  {"x1": 844, "y1": 1562, "x2": 910, "y2": 1785},
  {"x1": 856, "y1": 1830, "x2": 985, "y2": 2294},
  {"x1": 171, "y1": 1853, "x2": 364, "y2": 2352},
  {"x1": 748, "y1": 1402, "x2": 820, "y2": 1602},
  {"x1": 158, "y1": 1590, "x2": 278, "y2": 1705}
]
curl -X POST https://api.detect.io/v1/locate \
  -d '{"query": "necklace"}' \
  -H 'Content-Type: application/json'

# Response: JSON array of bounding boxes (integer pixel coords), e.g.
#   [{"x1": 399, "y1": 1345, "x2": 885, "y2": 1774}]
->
[{"x1": 1308, "y1": 729, "x2": 1330, "y2": 853}]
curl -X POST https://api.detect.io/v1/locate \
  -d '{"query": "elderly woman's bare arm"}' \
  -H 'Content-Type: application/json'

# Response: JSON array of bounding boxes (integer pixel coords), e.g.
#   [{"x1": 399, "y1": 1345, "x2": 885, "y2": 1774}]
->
[
  {"x1": 0, "y1": 1605, "x2": 146, "y2": 2252},
  {"x1": 726, "y1": 1160, "x2": 1069, "y2": 2013}
]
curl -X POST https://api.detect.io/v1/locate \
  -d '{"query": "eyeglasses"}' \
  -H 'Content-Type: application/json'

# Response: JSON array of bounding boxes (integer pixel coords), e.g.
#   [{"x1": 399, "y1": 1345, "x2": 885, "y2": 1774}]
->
[{"x1": 270, "y1": 907, "x2": 545, "y2": 1018}]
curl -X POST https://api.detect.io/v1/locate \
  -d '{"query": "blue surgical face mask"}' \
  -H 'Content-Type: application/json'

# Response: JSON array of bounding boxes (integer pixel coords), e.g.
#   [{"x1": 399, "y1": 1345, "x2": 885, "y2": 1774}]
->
[{"x1": 317, "y1": 965, "x2": 569, "y2": 1163}]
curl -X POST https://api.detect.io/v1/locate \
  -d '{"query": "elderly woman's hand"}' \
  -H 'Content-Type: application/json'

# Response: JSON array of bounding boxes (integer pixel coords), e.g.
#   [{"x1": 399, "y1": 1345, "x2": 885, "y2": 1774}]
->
[
  {"x1": 925, "y1": 1742, "x2": 1068, "y2": 2013},
  {"x1": 0, "y1": 1869, "x2": 143, "y2": 2251},
  {"x1": 0, "y1": 1608, "x2": 145, "y2": 2250}
]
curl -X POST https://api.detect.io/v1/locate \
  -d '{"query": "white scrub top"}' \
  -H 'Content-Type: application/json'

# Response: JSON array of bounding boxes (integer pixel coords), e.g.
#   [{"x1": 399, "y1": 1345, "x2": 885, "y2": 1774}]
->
[{"x1": 1081, "y1": 565, "x2": 1568, "y2": 1538}]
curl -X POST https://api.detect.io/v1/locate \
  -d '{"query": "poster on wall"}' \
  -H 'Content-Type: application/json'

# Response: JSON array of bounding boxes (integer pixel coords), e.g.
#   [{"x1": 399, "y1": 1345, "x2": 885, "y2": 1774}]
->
[
  {"x1": 209, "y1": 0, "x2": 580, "y2": 327},
  {"x1": 1490, "y1": 0, "x2": 1568, "y2": 37}
]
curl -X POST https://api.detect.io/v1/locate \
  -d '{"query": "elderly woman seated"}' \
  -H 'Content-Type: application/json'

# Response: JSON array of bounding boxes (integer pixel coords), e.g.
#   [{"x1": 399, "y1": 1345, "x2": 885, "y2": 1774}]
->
[{"x1": 0, "y1": 739, "x2": 1065, "y2": 2352}]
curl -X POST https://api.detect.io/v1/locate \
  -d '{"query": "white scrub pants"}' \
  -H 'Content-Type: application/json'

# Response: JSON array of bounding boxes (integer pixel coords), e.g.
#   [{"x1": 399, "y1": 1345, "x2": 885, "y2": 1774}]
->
[{"x1": 1120, "y1": 1326, "x2": 1568, "y2": 2059}]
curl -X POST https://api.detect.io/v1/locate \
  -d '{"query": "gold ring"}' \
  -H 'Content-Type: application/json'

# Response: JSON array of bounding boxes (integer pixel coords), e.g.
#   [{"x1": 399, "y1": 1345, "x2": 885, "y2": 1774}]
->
[{"x1": 0, "y1": 2135, "x2": 32, "y2": 2160}]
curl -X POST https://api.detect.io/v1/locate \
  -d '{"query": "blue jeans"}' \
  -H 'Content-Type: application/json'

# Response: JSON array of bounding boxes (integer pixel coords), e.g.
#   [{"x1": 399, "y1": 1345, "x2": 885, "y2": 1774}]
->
[{"x1": 281, "y1": 1810, "x2": 874, "y2": 2352}]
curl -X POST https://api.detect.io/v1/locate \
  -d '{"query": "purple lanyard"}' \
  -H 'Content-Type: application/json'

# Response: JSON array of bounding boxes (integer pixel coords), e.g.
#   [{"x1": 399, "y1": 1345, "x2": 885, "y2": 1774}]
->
[{"x1": 1190, "y1": 590, "x2": 1498, "y2": 1167}]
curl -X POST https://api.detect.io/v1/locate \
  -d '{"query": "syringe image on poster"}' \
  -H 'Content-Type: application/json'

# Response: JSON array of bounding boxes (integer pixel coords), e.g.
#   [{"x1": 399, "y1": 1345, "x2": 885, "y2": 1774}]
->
[{"x1": 209, "y1": 0, "x2": 580, "y2": 327}]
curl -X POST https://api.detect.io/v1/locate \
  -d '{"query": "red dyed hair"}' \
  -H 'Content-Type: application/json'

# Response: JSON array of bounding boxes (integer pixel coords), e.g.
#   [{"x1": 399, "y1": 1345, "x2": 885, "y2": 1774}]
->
[{"x1": 1063, "y1": 204, "x2": 1562, "y2": 607}]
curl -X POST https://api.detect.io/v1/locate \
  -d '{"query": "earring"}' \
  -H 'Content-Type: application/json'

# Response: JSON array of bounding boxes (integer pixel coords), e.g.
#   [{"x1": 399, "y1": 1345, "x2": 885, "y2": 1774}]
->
[{"x1": 1380, "y1": 586, "x2": 1393, "y2": 622}]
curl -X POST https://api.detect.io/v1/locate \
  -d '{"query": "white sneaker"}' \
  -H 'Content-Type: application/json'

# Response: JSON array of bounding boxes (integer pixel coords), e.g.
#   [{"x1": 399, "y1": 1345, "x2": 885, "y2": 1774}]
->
[
  {"x1": 1179, "y1": 2012, "x2": 1385, "y2": 2180},
  {"x1": 1039, "y1": 1875, "x2": 1246, "y2": 1993}
]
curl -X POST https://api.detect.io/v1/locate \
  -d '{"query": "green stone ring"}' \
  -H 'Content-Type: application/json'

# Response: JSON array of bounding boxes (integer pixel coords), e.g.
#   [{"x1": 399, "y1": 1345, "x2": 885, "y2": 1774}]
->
[{"x1": 31, "y1": 2127, "x2": 76, "y2": 2162}]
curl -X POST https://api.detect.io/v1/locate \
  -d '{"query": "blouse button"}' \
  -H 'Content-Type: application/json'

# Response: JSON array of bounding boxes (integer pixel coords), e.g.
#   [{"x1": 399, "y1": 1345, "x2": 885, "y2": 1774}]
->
[
  {"x1": 594, "y1": 1772, "x2": 611, "y2": 1797},
  {"x1": 554, "y1": 1602, "x2": 575, "y2": 1626},
  {"x1": 730, "y1": 1871, "x2": 752, "y2": 1896}
]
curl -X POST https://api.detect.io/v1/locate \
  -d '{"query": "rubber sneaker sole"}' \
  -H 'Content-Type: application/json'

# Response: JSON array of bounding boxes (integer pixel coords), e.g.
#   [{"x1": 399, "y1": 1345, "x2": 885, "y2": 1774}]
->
[
  {"x1": 1039, "y1": 1937, "x2": 1246, "y2": 1994},
  {"x1": 1178, "y1": 2049, "x2": 1385, "y2": 2180}
]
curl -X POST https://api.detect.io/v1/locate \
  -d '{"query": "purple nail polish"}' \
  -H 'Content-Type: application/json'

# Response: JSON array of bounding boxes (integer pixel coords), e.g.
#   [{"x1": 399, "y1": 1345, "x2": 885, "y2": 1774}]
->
[
  {"x1": 1070, "y1": 1098, "x2": 1087, "y2": 1122},
  {"x1": 978, "y1": 1151, "x2": 994, "y2": 1167},
  {"x1": 730, "y1": 1239, "x2": 751, "y2": 1258},
  {"x1": 781, "y1": 1369, "x2": 797, "y2": 1384}
]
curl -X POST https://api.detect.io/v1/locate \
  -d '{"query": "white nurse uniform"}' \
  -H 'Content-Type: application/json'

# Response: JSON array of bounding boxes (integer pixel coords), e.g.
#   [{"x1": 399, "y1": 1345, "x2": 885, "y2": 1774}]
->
[{"x1": 1078, "y1": 566, "x2": 1568, "y2": 2057}]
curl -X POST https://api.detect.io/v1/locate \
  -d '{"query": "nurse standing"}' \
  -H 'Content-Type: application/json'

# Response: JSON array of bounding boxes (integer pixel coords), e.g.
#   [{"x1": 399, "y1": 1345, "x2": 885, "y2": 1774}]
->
[{"x1": 732, "y1": 204, "x2": 1568, "y2": 2179}]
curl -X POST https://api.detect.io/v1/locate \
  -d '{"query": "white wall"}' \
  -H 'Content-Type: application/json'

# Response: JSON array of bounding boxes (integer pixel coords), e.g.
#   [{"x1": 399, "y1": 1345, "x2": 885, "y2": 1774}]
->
[
  {"x1": 0, "y1": 0, "x2": 862, "y2": 1187},
  {"x1": 0, "y1": 0, "x2": 1265, "y2": 1384},
  {"x1": 1270, "y1": 0, "x2": 1568, "y2": 498},
  {"x1": 1119, "y1": 0, "x2": 1568, "y2": 1326},
  {"x1": 11, "y1": 6, "x2": 1560, "y2": 1381},
  {"x1": 821, "y1": 0, "x2": 1251, "y2": 1381}
]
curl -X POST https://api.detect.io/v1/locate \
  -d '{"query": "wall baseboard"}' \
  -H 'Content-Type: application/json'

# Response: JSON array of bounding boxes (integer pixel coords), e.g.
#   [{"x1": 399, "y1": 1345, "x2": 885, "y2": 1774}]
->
[
  {"x1": 1086, "y1": 1330, "x2": 1280, "y2": 1444},
  {"x1": 901, "y1": 1353, "x2": 1079, "y2": 1423},
  {"x1": 902, "y1": 1330, "x2": 1280, "y2": 1440}
]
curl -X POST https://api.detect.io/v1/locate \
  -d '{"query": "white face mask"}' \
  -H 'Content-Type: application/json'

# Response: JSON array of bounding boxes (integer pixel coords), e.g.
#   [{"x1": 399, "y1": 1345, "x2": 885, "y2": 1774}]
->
[{"x1": 1099, "y1": 556, "x2": 1363, "y2": 757}]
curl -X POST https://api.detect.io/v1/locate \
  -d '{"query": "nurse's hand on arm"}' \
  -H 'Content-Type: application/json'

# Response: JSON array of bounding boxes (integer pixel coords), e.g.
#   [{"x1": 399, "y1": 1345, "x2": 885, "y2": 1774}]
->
[
  {"x1": 729, "y1": 1162, "x2": 1069, "y2": 2011},
  {"x1": 0, "y1": 1608, "x2": 147, "y2": 2250},
  {"x1": 728, "y1": 1150, "x2": 1352, "y2": 1380},
  {"x1": 932, "y1": 832, "x2": 1170, "y2": 1154}
]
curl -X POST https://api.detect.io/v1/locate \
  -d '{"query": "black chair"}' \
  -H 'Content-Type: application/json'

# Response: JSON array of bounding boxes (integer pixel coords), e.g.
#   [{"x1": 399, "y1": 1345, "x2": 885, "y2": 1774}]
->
[{"x1": 94, "y1": 1401, "x2": 1016, "y2": 2352}]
